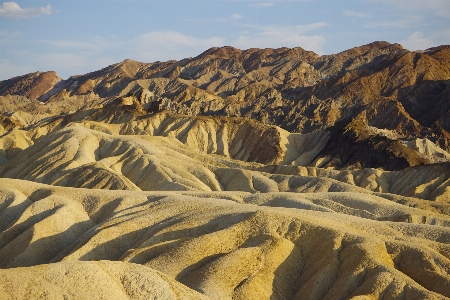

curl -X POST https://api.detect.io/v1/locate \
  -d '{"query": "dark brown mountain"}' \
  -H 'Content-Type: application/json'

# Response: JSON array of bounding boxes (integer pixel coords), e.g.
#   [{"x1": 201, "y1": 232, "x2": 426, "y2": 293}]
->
[
  {"x1": 1, "y1": 42, "x2": 449, "y2": 171},
  {"x1": 0, "y1": 71, "x2": 61, "y2": 100}
]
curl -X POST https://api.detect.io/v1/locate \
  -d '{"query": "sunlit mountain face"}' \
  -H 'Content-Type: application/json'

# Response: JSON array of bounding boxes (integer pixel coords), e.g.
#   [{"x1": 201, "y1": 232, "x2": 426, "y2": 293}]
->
[{"x1": 0, "y1": 43, "x2": 449, "y2": 300}]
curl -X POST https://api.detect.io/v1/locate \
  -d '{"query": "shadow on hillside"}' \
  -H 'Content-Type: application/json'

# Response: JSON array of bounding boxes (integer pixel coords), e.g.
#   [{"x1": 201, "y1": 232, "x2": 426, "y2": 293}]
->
[
  {"x1": 398, "y1": 79, "x2": 450, "y2": 128},
  {"x1": 78, "y1": 210, "x2": 252, "y2": 261},
  {"x1": 0, "y1": 205, "x2": 94, "y2": 268}
]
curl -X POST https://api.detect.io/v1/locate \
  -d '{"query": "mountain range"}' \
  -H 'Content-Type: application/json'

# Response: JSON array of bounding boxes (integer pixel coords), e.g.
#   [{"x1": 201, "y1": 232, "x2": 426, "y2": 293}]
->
[{"x1": 0, "y1": 42, "x2": 449, "y2": 299}]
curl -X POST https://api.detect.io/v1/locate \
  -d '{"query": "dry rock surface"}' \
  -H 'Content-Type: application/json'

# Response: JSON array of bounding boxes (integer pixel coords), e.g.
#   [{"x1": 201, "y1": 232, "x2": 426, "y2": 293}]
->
[{"x1": 0, "y1": 42, "x2": 449, "y2": 299}]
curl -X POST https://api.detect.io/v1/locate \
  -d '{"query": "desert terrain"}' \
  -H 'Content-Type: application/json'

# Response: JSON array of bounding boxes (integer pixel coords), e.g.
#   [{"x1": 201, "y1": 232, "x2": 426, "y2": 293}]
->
[{"x1": 0, "y1": 42, "x2": 449, "y2": 299}]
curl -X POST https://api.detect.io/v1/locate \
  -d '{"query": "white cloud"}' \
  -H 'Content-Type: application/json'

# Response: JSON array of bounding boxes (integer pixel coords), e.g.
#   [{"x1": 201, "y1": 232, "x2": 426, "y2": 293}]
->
[
  {"x1": 231, "y1": 0, "x2": 311, "y2": 2},
  {"x1": 215, "y1": 13, "x2": 243, "y2": 22},
  {"x1": 31, "y1": 52, "x2": 118, "y2": 79},
  {"x1": 248, "y1": 3, "x2": 274, "y2": 7},
  {"x1": 4, "y1": 20, "x2": 327, "y2": 79},
  {"x1": 400, "y1": 31, "x2": 438, "y2": 51},
  {"x1": 185, "y1": 13, "x2": 243, "y2": 24},
  {"x1": 38, "y1": 53, "x2": 89, "y2": 70},
  {"x1": 0, "y1": 2, "x2": 52, "y2": 19},
  {"x1": 39, "y1": 23, "x2": 327, "y2": 66},
  {"x1": 36, "y1": 23, "x2": 327, "y2": 77},
  {"x1": 26, "y1": 31, "x2": 224, "y2": 77},
  {"x1": 0, "y1": 59, "x2": 34, "y2": 80},
  {"x1": 41, "y1": 40, "x2": 104, "y2": 51},
  {"x1": 234, "y1": 23, "x2": 327, "y2": 53},
  {"x1": 39, "y1": 36, "x2": 118, "y2": 53},
  {"x1": 342, "y1": 10, "x2": 371, "y2": 18},
  {"x1": 247, "y1": 22, "x2": 327, "y2": 34},
  {"x1": 440, "y1": 28, "x2": 450, "y2": 44},
  {"x1": 363, "y1": 17, "x2": 421, "y2": 29},
  {"x1": 0, "y1": 29, "x2": 20, "y2": 44},
  {"x1": 371, "y1": 0, "x2": 450, "y2": 18},
  {"x1": 132, "y1": 31, "x2": 225, "y2": 62}
]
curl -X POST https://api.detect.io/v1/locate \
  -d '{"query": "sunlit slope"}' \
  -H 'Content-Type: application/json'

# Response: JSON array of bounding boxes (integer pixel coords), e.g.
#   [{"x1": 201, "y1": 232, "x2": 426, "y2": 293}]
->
[
  {"x1": 0, "y1": 260, "x2": 207, "y2": 300},
  {"x1": 0, "y1": 178, "x2": 449, "y2": 299},
  {"x1": 1, "y1": 122, "x2": 449, "y2": 202}
]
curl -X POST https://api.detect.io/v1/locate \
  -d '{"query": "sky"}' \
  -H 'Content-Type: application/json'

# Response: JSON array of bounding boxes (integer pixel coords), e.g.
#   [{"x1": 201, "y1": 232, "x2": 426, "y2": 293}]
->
[{"x1": 0, "y1": 0, "x2": 449, "y2": 80}]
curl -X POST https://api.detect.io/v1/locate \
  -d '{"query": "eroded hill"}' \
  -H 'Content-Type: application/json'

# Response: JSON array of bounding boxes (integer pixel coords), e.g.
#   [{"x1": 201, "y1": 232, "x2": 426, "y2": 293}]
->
[
  {"x1": 0, "y1": 43, "x2": 449, "y2": 299},
  {"x1": 1, "y1": 179, "x2": 450, "y2": 299},
  {"x1": 2, "y1": 42, "x2": 450, "y2": 170}
]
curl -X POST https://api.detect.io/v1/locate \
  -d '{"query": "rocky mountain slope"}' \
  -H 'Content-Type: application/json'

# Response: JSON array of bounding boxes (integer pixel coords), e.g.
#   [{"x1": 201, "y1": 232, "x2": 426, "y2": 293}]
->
[
  {"x1": 0, "y1": 42, "x2": 449, "y2": 299},
  {"x1": 2, "y1": 42, "x2": 449, "y2": 171}
]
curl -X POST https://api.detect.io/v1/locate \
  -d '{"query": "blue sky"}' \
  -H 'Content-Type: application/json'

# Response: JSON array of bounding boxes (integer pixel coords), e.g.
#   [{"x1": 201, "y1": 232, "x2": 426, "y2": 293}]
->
[{"x1": 0, "y1": 0, "x2": 449, "y2": 80}]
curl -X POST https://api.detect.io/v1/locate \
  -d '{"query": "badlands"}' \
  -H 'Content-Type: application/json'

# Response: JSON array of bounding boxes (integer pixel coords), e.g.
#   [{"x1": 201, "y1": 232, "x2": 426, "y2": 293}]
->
[{"x1": 0, "y1": 42, "x2": 449, "y2": 299}]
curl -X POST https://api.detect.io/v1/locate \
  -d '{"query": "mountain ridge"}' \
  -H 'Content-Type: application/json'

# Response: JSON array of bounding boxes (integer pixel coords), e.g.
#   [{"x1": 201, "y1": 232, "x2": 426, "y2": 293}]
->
[
  {"x1": 1, "y1": 41, "x2": 450, "y2": 299},
  {"x1": 1, "y1": 42, "x2": 449, "y2": 171}
]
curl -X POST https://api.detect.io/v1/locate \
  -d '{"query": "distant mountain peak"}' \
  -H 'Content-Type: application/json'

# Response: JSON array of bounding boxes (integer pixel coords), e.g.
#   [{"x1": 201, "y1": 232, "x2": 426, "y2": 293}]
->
[{"x1": 0, "y1": 71, "x2": 61, "y2": 100}]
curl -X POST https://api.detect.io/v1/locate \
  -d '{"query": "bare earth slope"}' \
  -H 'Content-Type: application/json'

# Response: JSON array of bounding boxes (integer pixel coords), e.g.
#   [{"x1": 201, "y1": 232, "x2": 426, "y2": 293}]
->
[
  {"x1": 3, "y1": 42, "x2": 449, "y2": 170},
  {"x1": 0, "y1": 42, "x2": 450, "y2": 299},
  {"x1": 0, "y1": 178, "x2": 449, "y2": 299},
  {"x1": 0, "y1": 260, "x2": 208, "y2": 300},
  {"x1": 1, "y1": 120, "x2": 450, "y2": 202}
]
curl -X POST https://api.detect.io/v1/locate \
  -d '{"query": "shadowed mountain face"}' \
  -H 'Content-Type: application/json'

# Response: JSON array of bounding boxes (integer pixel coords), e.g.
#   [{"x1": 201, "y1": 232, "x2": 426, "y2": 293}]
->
[
  {"x1": 0, "y1": 43, "x2": 450, "y2": 299},
  {"x1": 0, "y1": 71, "x2": 62, "y2": 101},
  {"x1": 1, "y1": 42, "x2": 449, "y2": 171}
]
